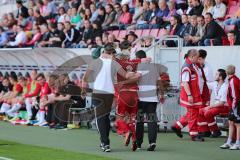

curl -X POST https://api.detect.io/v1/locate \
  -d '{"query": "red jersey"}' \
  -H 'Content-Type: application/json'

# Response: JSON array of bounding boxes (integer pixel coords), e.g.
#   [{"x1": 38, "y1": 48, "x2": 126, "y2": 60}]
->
[
  {"x1": 13, "y1": 83, "x2": 23, "y2": 96},
  {"x1": 24, "y1": 81, "x2": 41, "y2": 98},
  {"x1": 116, "y1": 58, "x2": 140, "y2": 91},
  {"x1": 227, "y1": 75, "x2": 240, "y2": 109},
  {"x1": 40, "y1": 82, "x2": 51, "y2": 98}
]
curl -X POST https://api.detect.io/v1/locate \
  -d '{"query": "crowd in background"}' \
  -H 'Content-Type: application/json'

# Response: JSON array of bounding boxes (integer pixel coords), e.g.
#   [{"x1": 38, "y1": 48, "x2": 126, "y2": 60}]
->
[{"x1": 0, "y1": 0, "x2": 239, "y2": 49}]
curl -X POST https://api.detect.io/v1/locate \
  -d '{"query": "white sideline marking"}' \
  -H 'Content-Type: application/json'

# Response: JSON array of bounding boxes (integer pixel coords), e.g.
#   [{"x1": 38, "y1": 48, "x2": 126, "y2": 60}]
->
[{"x1": 0, "y1": 157, "x2": 14, "y2": 160}]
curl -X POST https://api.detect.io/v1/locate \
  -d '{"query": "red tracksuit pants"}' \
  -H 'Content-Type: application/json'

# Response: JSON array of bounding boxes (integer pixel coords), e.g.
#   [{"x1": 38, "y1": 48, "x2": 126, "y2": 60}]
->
[
  {"x1": 198, "y1": 106, "x2": 229, "y2": 132},
  {"x1": 115, "y1": 91, "x2": 138, "y2": 140},
  {"x1": 174, "y1": 107, "x2": 200, "y2": 137}
]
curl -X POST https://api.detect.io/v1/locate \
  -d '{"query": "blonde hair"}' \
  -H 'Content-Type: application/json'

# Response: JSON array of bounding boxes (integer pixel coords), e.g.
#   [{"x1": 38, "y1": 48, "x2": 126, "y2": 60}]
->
[{"x1": 226, "y1": 65, "x2": 235, "y2": 75}]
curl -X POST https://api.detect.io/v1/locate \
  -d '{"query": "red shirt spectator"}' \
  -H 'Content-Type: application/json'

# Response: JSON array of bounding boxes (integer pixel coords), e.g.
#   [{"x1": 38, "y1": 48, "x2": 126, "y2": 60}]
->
[{"x1": 119, "y1": 4, "x2": 132, "y2": 25}]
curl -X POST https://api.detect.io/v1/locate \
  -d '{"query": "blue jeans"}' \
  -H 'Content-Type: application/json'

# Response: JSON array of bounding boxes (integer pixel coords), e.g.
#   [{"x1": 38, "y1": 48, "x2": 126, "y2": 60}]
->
[{"x1": 224, "y1": 18, "x2": 240, "y2": 27}]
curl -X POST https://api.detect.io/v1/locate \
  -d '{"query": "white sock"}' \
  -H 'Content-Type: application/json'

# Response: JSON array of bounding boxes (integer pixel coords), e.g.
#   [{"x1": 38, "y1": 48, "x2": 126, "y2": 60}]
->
[
  {"x1": 0, "y1": 103, "x2": 11, "y2": 113},
  {"x1": 236, "y1": 140, "x2": 240, "y2": 145},
  {"x1": 39, "y1": 110, "x2": 46, "y2": 123},
  {"x1": 25, "y1": 99, "x2": 32, "y2": 119},
  {"x1": 7, "y1": 103, "x2": 22, "y2": 117},
  {"x1": 227, "y1": 138, "x2": 232, "y2": 144}
]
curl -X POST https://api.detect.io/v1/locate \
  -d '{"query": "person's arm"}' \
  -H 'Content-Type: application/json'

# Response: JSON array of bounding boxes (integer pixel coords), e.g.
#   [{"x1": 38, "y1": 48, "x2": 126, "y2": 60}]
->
[
  {"x1": 181, "y1": 70, "x2": 193, "y2": 103},
  {"x1": 24, "y1": 83, "x2": 41, "y2": 98},
  {"x1": 53, "y1": 94, "x2": 71, "y2": 101},
  {"x1": 230, "y1": 78, "x2": 240, "y2": 109}
]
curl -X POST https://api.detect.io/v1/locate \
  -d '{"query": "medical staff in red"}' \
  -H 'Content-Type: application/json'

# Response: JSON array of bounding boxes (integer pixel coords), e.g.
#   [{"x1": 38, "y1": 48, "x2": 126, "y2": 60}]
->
[
  {"x1": 220, "y1": 65, "x2": 240, "y2": 150},
  {"x1": 172, "y1": 49, "x2": 205, "y2": 142},
  {"x1": 198, "y1": 69, "x2": 229, "y2": 138}
]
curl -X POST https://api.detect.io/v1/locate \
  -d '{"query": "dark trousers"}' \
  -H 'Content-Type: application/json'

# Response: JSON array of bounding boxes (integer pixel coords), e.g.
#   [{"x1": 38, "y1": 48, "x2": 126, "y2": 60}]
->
[
  {"x1": 92, "y1": 93, "x2": 114, "y2": 146},
  {"x1": 136, "y1": 101, "x2": 158, "y2": 145}
]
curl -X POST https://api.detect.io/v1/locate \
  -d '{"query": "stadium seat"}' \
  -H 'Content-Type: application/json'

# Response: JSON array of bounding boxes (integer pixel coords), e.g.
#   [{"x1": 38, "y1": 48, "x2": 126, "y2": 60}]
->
[
  {"x1": 112, "y1": 30, "x2": 120, "y2": 37},
  {"x1": 141, "y1": 29, "x2": 151, "y2": 37},
  {"x1": 134, "y1": 29, "x2": 143, "y2": 37},
  {"x1": 149, "y1": 29, "x2": 160, "y2": 37},
  {"x1": 224, "y1": 25, "x2": 236, "y2": 33},
  {"x1": 228, "y1": 0, "x2": 237, "y2": 6},
  {"x1": 157, "y1": 29, "x2": 168, "y2": 39},
  {"x1": 118, "y1": 30, "x2": 127, "y2": 41}
]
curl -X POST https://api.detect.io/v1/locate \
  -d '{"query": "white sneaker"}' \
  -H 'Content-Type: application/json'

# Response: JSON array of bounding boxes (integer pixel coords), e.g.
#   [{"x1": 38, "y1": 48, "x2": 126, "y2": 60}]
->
[
  {"x1": 220, "y1": 143, "x2": 233, "y2": 149},
  {"x1": 230, "y1": 144, "x2": 240, "y2": 150}
]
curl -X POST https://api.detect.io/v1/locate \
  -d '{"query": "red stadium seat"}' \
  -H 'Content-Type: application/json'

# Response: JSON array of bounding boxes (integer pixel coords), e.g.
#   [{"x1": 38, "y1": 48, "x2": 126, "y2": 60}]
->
[
  {"x1": 224, "y1": 25, "x2": 236, "y2": 33},
  {"x1": 149, "y1": 29, "x2": 160, "y2": 37},
  {"x1": 157, "y1": 29, "x2": 168, "y2": 39},
  {"x1": 118, "y1": 30, "x2": 127, "y2": 41},
  {"x1": 134, "y1": 30, "x2": 143, "y2": 37},
  {"x1": 222, "y1": 37, "x2": 230, "y2": 45},
  {"x1": 112, "y1": 30, "x2": 119, "y2": 37},
  {"x1": 228, "y1": 0, "x2": 237, "y2": 6},
  {"x1": 141, "y1": 29, "x2": 151, "y2": 37}
]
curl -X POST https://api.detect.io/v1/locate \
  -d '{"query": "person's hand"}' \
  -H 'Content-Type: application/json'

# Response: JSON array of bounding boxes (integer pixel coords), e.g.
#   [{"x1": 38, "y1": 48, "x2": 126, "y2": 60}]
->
[
  {"x1": 159, "y1": 95, "x2": 165, "y2": 104},
  {"x1": 188, "y1": 95, "x2": 193, "y2": 104}
]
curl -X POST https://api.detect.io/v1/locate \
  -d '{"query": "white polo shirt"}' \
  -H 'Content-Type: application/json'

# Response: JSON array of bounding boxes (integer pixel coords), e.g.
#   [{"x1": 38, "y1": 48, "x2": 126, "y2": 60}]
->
[{"x1": 207, "y1": 81, "x2": 228, "y2": 104}]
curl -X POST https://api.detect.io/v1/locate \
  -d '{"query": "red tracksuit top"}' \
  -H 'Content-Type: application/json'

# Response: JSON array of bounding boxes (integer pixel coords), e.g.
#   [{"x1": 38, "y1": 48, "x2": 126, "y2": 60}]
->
[{"x1": 227, "y1": 75, "x2": 240, "y2": 109}]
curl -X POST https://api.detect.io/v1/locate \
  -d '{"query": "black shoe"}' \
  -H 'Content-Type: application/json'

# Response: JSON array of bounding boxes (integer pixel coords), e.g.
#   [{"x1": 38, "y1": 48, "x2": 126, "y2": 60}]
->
[
  {"x1": 147, "y1": 143, "x2": 156, "y2": 151},
  {"x1": 171, "y1": 126, "x2": 183, "y2": 138},
  {"x1": 191, "y1": 135, "x2": 205, "y2": 142},
  {"x1": 211, "y1": 131, "x2": 222, "y2": 138},
  {"x1": 103, "y1": 145, "x2": 111, "y2": 152},
  {"x1": 199, "y1": 131, "x2": 211, "y2": 137}
]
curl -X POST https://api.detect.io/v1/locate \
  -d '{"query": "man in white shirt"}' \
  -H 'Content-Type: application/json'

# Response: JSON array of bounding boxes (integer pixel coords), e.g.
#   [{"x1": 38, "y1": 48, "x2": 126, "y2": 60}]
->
[
  {"x1": 82, "y1": 44, "x2": 140, "y2": 152},
  {"x1": 7, "y1": 25, "x2": 27, "y2": 47},
  {"x1": 198, "y1": 69, "x2": 229, "y2": 138},
  {"x1": 212, "y1": 0, "x2": 226, "y2": 20}
]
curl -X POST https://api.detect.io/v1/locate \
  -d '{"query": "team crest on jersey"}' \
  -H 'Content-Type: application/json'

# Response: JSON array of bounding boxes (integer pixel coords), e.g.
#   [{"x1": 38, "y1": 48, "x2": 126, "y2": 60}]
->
[{"x1": 126, "y1": 65, "x2": 133, "y2": 72}]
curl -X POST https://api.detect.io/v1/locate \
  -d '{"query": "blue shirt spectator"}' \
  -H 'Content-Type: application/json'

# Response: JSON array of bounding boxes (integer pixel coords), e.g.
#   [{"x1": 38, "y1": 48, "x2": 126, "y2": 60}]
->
[{"x1": 0, "y1": 27, "x2": 8, "y2": 47}]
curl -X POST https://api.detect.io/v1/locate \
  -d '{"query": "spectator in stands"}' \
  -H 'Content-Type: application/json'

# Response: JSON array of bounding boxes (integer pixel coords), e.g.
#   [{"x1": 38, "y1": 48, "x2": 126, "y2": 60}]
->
[
  {"x1": 90, "y1": 3, "x2": 98, "y2": 22},
  {"x1": 57, "y1": 7, "x2": 70, "y2": 23},
  {"x1": 6, "y1": 25, "x2": 27, "y2": 48},
  {"x1": 43, "y1": 0, "x2": 58, "y2": 19},
  {"x1": 92, "y1": 20, "x2": 103, "y2": 40},
  {"x1": 25, "y1": 25, "x2": 41, "y2": 47},
  {"x1": 184, "y1": 15, "x2": 199, "y2": 46},
  {"x1": 27, "y1": 8, "x2": 35, "y2": 30},
  {"x1": 102, "y1": 4, "x2": 116, "y2": 30},
  {"x1": 16, "y1": 0, "x2": 29, "y2": 19},
  {"x1": 227, "y1": 31, "x2": 240, "y2": 46},
  {"x1": 131, "y1": 1, "x2": 151, "y2": 29},
  {"x1": 178, "y1": 14, "x2": 191, "y2": 38},
  {"x1": 37, "y1": 24, "x2": 51, "y2": 47},
  {"x1": 189, "y1": 0, "x2": 203, "y2": 16},
  {"x1": 89, "y1": 36, "x2": 103, "y2": 49},
  {"x1": 164, "y1": 0, "x2": 177, "y2": 22},
  {"x1": 96, "y1": 6, "x2": 106, "y2": 25},
  {"x1": 17, "y1": 13, "x2": 29, "y2": 28},
  {"x1": 177, "y1": 0, "x2": 193, "y2": 15},
  {"x1": 119, "y1": 4, "x2": 132, "y2": 29},
  {"x1": 108, "y1": 33, "x2": 120, "y2": 46},
  {"x1": 102, "y1": 32, "x2": 109, "y2": 44},
  {"x1": 132, "y1": 0, "x2": 144, "y2": 24},
  {"x1": 0, "y1": 27, "x2": 8, "y2": 48},
  {"x1": 125, "y1": 31, "x2": 138, "y2": 44},
  {"x1": 34, "y1": 9, "x2": 47, "y2": 26},
  {"x1": 84, "y1": 8, "x2": 92, "y2": 20},
  {"x1": 212, "y1": 0, "x2": 226, "y2": 20},
  {"x1": 157, "y1": 0, "x2": 170, "y2": 21},
  {"x1": 36, "y1": 0, "x2": 46, "y2": 16},
  {"x1": 168, "y1": 15, "x2": 182, "y2": 36},
  {"x1": 62, "y1": 21, "x2": 80, "y2": 48},
  {"x1": 72, "y1": 0, "x2": 81, "y2": 9},
  {"x1": 71, "y1": 7, "x2": 81, "y2": 28},
  {"x1": 201, "y1": 12, "x2": 226, "y2": 46},
  {"x1": 0, "y1": 13, "x2": 9, "y2": 29},
  {"x1": 202, "y1": 0, "x2": 214, "y2": 16},
  {"x1": 223, "y1": 8, "x2": 240, "y2": 28},
  {"x1": 8, "y1": 25, "x2": 18, "y2": 42},
  {"x1": 190, "y1": 15, "x2": 205, "y2": 45},
  {"x1": 7, "y1": 13, "x2": 18, "y2": 29},
  {"x1": 76, "y1": 20, "x2": 94, "y2": 48}
]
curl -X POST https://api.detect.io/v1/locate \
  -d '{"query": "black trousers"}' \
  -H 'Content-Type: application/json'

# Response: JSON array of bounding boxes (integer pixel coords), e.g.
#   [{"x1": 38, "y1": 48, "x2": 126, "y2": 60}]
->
[
  {"x1": 136, "y1": 101, "x2": 158, "y2": 145},
  {"x1": 92, "y1": 93, "x2": 114, "y2": 146}
]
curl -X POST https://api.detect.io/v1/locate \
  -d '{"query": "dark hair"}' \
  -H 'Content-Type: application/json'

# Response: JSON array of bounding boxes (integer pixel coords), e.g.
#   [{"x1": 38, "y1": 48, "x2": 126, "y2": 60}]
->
[
  {"x1": 119, "y1": 40, "x2": 131, "y2": 50},
  {"x1": 25, "y1": 72, "x2": 30, "y2": 78},
  {"x1": 122, "y1": 4, "x2": 130, "y2": 12},
  {"x1": 104, "y1": 43, "x2": 116, "y2": 55},
  {"x1": 197, "y1": 15, "x2": 204, "y2": 19},
  {"x1": 36, "y1": 73, "x2": 45, "y2": 80},
  {"x1": 107, "y1": 4, "x2": 114, "y2": 11},
  {"x1": 198, "y1": 49, "x2": 207, "y2": 59},
  {"x1": 135, "y1": 50, "x2": 146, "y2": 59},
  {"x1": 137, "y1": 0, "x2": 144, "y2": 6},
  {"x1": 218, "y1": 69, "x2": 227, "y2": 81},
  {"x1": 151, "y1": 0, "x2": 159, "y2": 9},
  {"x1": 0, "y1": 26, "x2": 4, "y2": 32},
  {"x1": 205, "y1": 12, "x2": 213, "y2": 18},
  {"x1": 228, "y1": 30, "x2": 235, "y2": 35},
  {"x1": 9, "y1": 73, "x2": 18, "y2": 82}
]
